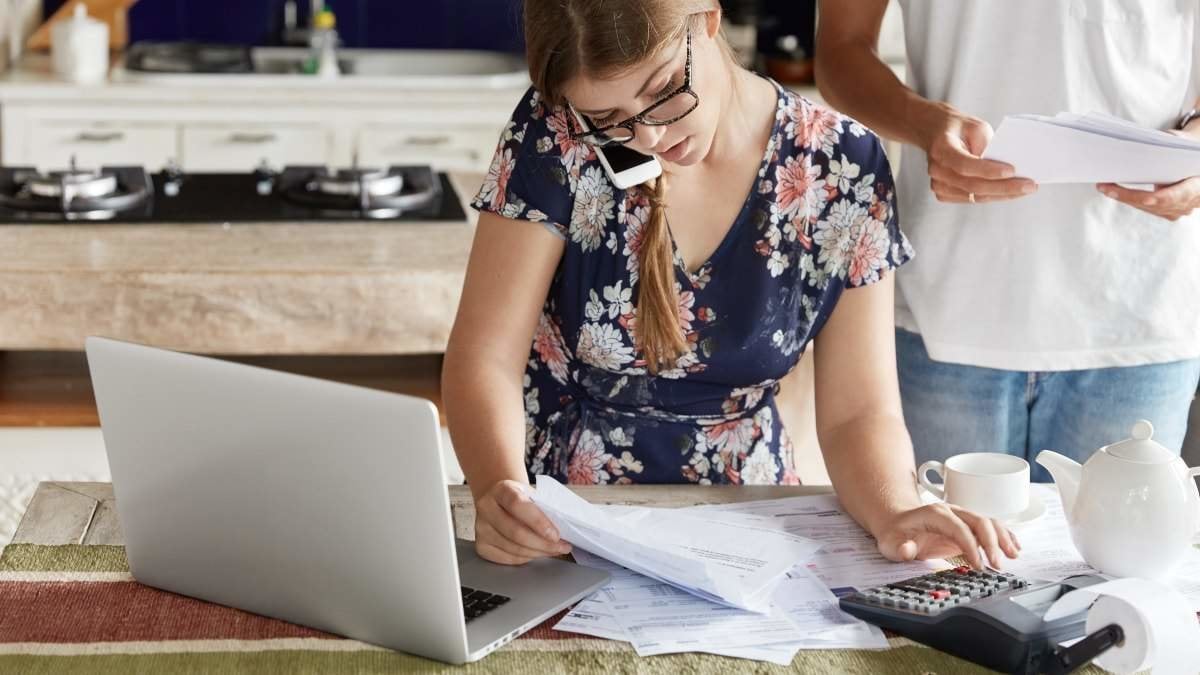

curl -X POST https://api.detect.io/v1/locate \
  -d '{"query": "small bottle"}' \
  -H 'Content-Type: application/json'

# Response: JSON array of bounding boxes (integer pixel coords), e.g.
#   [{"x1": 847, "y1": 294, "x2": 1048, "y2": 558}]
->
[{"x1": 304, "y1": 9, "x2": 339, "y2": 77}]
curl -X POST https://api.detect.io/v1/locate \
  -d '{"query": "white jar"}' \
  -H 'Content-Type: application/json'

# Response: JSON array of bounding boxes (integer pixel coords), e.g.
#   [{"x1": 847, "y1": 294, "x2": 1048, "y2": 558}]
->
[{"x1": 51, "y1": 4, "x2": 109, "y2": 84}]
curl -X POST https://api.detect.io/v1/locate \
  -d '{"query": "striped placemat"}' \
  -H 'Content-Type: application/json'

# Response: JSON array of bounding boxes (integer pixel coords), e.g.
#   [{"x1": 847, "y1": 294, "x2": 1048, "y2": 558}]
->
[{"x1": 0, "y1": 544, "x2": 1099, "y2": 674}]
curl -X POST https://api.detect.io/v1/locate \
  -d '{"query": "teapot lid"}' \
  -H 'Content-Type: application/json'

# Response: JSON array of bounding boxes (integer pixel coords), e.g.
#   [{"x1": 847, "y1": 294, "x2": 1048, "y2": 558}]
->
[{"x1": 1105, "y1": 420, "x2": 1176, "y2": 463}]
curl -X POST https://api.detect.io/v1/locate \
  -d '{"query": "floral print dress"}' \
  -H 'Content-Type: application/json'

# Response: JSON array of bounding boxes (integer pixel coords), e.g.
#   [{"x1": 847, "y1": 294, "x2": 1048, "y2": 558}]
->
[{"x1": 471, "y1": 81, "x2": 913, "y2": 486}]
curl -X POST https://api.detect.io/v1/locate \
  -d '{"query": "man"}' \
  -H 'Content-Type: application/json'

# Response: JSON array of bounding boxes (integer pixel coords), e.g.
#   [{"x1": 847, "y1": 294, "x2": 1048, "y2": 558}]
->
[{"x1": 816, "y1": 1, "x2": 1200, "y2": 481}]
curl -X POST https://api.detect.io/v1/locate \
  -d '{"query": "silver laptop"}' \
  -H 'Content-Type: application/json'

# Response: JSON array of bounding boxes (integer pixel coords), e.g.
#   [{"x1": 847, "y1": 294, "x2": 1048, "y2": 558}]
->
[{"x1": 85, "y1": 336, "x2": 608, "y2": 664}]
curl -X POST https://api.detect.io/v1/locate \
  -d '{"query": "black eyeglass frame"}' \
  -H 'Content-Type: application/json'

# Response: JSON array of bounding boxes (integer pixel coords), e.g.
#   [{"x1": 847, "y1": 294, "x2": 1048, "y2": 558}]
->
[{"x1": 568, "y1": 27, "x2": 699, "y2": 147}]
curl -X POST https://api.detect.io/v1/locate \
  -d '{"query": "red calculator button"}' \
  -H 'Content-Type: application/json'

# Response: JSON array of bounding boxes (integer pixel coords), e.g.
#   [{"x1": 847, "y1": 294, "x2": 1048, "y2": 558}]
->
[{"x1": 930, "y1": 590, "x2": 951, "y2": 600}]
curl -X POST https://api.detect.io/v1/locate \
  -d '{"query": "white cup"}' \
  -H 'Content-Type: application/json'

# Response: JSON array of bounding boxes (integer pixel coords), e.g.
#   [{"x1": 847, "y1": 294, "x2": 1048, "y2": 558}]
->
[{"x1": 917, "y1": 453, "x2": 1030, "y2": 519}]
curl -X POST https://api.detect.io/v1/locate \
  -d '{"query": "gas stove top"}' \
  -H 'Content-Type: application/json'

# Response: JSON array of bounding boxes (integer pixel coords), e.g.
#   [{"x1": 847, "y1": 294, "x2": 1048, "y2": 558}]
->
[{"x1": 0, "y1": 161, "x2": 467, "y2": 224}]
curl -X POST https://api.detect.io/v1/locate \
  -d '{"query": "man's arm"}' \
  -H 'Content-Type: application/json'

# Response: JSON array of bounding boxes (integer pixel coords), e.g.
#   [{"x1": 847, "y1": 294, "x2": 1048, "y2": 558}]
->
[
  {"x1": 814, "y1": 0, "x2": 934, "y2": 149},
  {"x1": 815, "y1": 1, "x2": 1035, "y2": 203}
]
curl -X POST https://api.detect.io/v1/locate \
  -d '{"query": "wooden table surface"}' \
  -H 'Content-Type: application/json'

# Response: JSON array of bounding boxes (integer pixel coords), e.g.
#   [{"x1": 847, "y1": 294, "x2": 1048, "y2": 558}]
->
[{"x1": 12, "y1": 481, "x2": 835, "y2": 546}]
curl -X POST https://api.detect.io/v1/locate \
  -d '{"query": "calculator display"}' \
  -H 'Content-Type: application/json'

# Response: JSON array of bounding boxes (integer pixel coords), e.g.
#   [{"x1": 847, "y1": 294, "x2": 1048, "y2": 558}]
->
[{"x1": 1008, "y1": 584, "x2": 1070, "y2": 616}]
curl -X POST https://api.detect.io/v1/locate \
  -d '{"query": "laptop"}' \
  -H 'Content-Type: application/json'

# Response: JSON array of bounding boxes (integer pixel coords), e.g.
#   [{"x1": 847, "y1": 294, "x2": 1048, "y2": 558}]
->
[{"x1": 85, "y1": 336, "x2": 609, "y2": 664}]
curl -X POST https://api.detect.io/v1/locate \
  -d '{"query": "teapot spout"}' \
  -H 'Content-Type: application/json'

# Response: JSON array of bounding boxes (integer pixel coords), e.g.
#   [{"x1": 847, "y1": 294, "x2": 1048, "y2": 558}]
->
[{"x1": 1036, "y1": 450, "x2": 1082, "y2": 516}]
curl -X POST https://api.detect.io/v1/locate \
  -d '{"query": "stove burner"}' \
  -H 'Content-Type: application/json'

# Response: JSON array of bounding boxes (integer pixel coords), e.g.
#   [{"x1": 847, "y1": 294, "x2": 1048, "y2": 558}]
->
[
  {"x1": 311, "y1": 168, "x2": 404, "y2": 197},
  {"x1": 279, "y1": 165, "x2": 441, "y2": 218},
  {"x1": 0, "y1": 161, "x2": 152, "y2": 218},
  {"x1": 25, "y1": 162, "x2": 118, "y2": 200}
]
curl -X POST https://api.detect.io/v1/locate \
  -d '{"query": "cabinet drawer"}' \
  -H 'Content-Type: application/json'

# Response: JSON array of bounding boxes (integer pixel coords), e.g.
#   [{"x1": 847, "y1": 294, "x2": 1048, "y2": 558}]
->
[
  {"x1": 355, "y1": 126, "x2": 496, "y2": 172},
  {"x1": 26, "y1": 122, "x2": 177, "y2": 170},
  {"x1": 181, "y1": 125, "x2": 330, "y2": 171}
]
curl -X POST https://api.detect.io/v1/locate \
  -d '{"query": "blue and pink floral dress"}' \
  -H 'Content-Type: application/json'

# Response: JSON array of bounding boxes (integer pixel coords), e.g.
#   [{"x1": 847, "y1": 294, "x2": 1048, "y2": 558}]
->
[{"x1": 471, "y1": 81, "x2": 912, "y2": 486}]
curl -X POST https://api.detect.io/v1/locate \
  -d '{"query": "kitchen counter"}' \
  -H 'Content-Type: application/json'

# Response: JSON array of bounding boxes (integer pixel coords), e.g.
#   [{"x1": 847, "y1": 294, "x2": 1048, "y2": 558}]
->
[
  {"x1": 0, "y1": 172, "x2": 484, "y2": 355},
  {"x1": 0, "y1": 54, "x2": 531, "y2": 104}
]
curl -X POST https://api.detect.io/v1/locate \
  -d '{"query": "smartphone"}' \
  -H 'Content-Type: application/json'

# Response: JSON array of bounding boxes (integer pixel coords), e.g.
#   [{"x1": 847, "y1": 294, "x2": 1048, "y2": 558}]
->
[{"x1": 572, "y1": 109, "x2": 662, "y2": 189}]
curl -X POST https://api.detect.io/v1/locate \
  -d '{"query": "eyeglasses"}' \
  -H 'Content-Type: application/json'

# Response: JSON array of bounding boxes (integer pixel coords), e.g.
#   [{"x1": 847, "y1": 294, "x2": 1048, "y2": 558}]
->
[{"x1": 568, "y1": 27, "x2": 700, "y2": 147}]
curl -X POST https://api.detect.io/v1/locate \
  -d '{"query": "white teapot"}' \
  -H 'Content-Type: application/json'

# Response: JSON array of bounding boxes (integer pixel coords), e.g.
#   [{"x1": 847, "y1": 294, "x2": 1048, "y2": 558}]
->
[{"x1": 1036, "y1": 420, "x2": 1200, "y2": 580}]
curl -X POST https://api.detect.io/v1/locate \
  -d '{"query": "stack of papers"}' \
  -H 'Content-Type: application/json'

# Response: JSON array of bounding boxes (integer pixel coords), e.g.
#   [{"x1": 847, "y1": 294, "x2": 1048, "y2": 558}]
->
[
  {"x1": 557, "y1": 550, "x2": 887, "y2": 664},
  {"x1": 533, "y1": 478, "x2": 950, "y2": 662},
  {"x1": 531, "y1": 476, "x2": 822, "y2": 612},
  {"x1": 982, "y1": 111, "x2": 1200, "y2": 184}
]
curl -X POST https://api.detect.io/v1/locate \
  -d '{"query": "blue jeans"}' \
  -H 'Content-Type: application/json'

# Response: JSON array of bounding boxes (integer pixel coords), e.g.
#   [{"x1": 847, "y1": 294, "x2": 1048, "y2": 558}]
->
[{"x1": 896, "y1": 329, "x2": 1200, "y2": 483}]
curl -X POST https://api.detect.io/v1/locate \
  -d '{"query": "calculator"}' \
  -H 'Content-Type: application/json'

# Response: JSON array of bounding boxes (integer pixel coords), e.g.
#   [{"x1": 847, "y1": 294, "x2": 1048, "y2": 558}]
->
[{"x1": 838, "y1": 567, "x2": 1112, "y2": 674}]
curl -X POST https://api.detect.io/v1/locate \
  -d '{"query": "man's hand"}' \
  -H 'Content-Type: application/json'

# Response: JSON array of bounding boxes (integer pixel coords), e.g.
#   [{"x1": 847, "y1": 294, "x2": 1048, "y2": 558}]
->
[
  {"x1": 1096, "y1": 179, "x2": 1200, "y2": 222},
  {"x1": 919, "y1": 104, "x2": 1038, "y2": 204},
  {"x1": 1097, "y1": 128, "x2": 1200, "y2": 221}
]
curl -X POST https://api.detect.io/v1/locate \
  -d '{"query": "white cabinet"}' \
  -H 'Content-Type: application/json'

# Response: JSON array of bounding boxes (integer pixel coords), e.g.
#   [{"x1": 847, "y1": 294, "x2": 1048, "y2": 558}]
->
[
  {"x1": 354, "y1": 124, "x2": 497, "y2": 171},
  {"x1": 181, "y1": 124, "x2": 331, "y2": 171},
  {"x1": 24, "y1": 121, "x2": 176, "y2": 170},
  {"x1": 0, "y1": 86, "x2": 523, "y2": 174}
]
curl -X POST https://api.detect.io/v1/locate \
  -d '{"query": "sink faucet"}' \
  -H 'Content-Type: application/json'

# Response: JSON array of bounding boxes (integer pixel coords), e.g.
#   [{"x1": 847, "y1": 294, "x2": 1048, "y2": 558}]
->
[{"x1": 280, "y1": 0, "x2": 330, "y2": 48}]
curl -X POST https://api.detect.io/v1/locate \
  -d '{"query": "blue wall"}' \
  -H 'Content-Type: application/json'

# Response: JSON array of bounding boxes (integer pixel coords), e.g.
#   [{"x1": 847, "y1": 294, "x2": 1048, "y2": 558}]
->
[{"x1": 45, "y1": 0, "x2": 526, "y2": 52}]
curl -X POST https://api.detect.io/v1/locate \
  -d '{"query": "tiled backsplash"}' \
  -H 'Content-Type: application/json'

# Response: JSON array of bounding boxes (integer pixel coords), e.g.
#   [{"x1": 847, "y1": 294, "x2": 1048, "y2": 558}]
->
[{"x1": 43, "y1": 0, "x2": 526, "y2": 52}]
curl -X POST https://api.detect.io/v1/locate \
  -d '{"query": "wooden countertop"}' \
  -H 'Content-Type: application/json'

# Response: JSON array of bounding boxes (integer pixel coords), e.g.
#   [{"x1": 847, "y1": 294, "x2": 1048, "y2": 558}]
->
[{"x1": 13, "y1": 481, "x2": 833, "y2": 545}]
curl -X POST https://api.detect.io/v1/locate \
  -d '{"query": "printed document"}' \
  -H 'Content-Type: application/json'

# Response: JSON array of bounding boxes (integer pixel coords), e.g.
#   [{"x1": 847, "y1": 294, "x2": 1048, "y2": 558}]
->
[
  {"x1": 556, "y1": 549, "x2": 887, "y2": 663},
  {"x1": 530, "y1": 475, "x2": 821, "y2": 612},
  {"x1": 689, "y1": 494, "x2": 949, "y2": 593}
]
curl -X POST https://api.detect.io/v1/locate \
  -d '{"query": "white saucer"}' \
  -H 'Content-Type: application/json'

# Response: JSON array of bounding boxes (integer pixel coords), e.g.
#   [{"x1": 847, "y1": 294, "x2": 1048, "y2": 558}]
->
[
  {"x1": 918, "y1": 490, "x2": 1047, "y2": 527},
  {"x1": 997, "y1": 493, "x2": 1046, "y2": 528}
]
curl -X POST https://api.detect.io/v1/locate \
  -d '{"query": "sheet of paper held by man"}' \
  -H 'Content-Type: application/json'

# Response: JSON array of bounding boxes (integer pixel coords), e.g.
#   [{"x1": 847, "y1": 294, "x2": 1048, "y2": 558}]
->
[
  {"x1": 686, "y1": 494, "x2": 950, "y2": 593},
  {"x1": 530, "y1": 476, "x2": 822, "y2": 612},
  {"x1": 555, "y1": 549, "x2": 887, "y2": 663},
  {"x1": 982, "y1": 111, "x2": 1200, "y2": 185}
]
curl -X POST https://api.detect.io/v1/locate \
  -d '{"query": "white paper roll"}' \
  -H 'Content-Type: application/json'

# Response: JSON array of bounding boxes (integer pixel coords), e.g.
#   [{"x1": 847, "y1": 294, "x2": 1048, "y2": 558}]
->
[{"x1": 1044, "y1": 578, "x2": 1200, "y2": 674}]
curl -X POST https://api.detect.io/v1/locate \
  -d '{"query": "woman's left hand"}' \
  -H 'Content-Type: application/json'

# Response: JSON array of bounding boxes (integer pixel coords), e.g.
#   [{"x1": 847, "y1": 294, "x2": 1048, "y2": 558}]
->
[{"x1": 872, "y1": 503, "x2": 1021, "y2": 570}]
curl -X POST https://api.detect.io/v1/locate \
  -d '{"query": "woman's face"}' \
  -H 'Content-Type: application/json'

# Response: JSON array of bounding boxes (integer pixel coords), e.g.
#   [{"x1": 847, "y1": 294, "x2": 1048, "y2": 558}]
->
[{"x1": 560, "y1": 12, "x2": 725, "y2": 168}]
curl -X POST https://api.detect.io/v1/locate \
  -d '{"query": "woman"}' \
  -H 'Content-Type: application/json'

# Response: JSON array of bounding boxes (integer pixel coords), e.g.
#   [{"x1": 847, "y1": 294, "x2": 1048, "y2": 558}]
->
[{"x1": 443, "y1": 0, "x2": 1019, "y2": 571}]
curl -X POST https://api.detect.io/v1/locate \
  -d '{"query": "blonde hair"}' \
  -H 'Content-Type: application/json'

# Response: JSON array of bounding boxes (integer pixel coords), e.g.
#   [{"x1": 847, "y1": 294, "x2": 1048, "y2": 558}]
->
[{"x1": 524, "y1": 0, "x2": 726, "y2": 373}]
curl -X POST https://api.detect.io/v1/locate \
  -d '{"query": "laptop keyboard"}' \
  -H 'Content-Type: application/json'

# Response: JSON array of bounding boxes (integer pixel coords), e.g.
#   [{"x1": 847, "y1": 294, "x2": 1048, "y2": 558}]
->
[{"x1": 461, "y1": 586, "x2": 511, "y2": 622}]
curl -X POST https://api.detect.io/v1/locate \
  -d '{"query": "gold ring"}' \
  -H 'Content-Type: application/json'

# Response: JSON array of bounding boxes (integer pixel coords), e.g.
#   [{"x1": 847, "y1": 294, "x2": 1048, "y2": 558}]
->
[{"x1": 968, "y1": 192, "x2": 977, "y2": 204}]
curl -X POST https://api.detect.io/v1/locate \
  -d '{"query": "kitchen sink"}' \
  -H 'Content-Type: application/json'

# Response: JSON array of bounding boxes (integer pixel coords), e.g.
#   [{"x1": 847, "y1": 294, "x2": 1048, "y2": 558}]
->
[
  {"x1": 253, "y1": 47, "x2": 525, "y2": 78},
  {"x1": 115, "y1": 45, "x2": 529, "y2": 90}
]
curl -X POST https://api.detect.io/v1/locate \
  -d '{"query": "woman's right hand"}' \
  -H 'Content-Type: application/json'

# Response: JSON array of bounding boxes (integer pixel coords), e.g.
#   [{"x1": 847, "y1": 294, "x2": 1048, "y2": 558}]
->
[{"x1": 473, "y1": 479, "x2": 572, "y2": 565}]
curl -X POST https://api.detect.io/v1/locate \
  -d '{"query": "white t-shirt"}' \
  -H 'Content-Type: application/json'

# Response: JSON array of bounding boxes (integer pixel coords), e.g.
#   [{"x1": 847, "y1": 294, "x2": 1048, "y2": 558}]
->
[{"x1": 894, "y1": 0, "x2": 1200, "y2": 371}]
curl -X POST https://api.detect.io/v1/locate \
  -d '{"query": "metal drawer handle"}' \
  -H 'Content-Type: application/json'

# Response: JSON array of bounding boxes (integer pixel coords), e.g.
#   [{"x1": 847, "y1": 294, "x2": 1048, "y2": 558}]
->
[
  {"x1": 228, "y1": 132, "x2": 279, "y2": 144},
  {"x1": 392, "y1": 134, "x2": 452, "y2": 148},
  {"x1": 75, "y1": 131, "x2": 125, "y2": 143}
]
